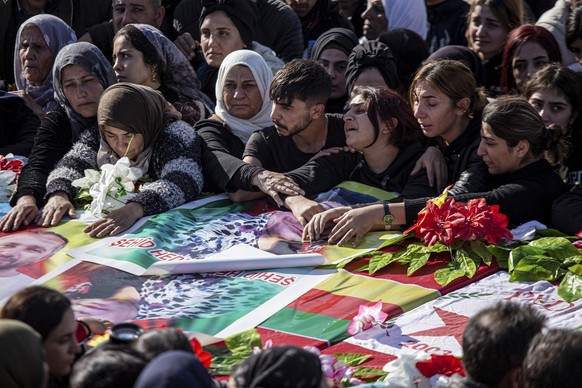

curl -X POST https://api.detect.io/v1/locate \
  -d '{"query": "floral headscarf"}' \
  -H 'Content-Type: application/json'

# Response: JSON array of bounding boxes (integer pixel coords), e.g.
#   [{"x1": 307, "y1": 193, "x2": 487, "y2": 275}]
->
[
  {"x1": 123, "y1": 24, "x2": 214, "y2": 111},
  {"x1": 53, "y1": 42, "x2": 117, "y2": 142},
  {"x1": 215, "y1": 50, "x2": 273, "y2": 144},
  {"x1": 13, "y1": 14, "x2": 77, "y2": 113}
]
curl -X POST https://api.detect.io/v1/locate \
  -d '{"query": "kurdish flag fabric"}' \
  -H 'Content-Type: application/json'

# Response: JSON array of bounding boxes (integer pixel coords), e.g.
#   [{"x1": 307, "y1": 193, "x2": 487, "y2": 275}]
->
[{"x1": 320, "y1": 271, "x2": 582, "y2": 370}]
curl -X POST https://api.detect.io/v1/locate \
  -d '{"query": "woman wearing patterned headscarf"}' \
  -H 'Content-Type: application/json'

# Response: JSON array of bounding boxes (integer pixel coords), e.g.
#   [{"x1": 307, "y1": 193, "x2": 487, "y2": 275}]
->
[
  {"x1": 194, "y1": 50, "x2": 274, "y2": 193},
  {"x1": 0, "y1": 42, "x2": 116, "y2": 232},
  {"x1": 12, "y1": 14, "x2": 77, "y2": 118},
  {"x1": 113, "y1": 23, "x2": 214, "y2": 126},
  {"x1": 43, "y1": 83, "x2": 204, "y2": 237}
]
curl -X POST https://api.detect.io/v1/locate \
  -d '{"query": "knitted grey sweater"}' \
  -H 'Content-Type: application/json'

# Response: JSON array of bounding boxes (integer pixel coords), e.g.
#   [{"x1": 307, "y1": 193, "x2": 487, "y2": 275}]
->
[{"x1": 46, "y1": 120, "x2": 204, "y2": 216}]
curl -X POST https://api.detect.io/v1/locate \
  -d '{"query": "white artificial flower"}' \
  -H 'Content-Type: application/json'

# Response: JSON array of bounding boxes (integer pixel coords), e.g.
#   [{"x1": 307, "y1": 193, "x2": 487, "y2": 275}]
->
[
  {"x1": 0, "y1": 170, "x2": 17, "y2": 201},
  {"x1": 72, "y1": 169, "x2": 101, "y2": 190},
  {"x1": 382, "y1": 353, "x2": 431, "y2": 388}
]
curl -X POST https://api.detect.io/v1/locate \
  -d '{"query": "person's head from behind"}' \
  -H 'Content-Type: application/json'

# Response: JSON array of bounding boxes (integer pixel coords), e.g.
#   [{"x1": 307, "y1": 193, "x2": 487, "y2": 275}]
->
[
  {"x1": 112, "y1": 0, "x2": 164, "y2": 34},
  {"x1": 199, "y1": 0, "x2": 257, "y2": 69},
  {"x1": 520, "y1": 329, "x2": 582, "y2": 388},
  {"x1": 345, "y1": 41, "x2": 398, "y2": 94},
  {"x1": 361, "y1": 0, "x2": 389, "y2": 40},
  {"x1": 378, "y1": 29, "x2": 430, "y2": 96},
  {"x1": 501, "y1": 24, "x2": 561, "y2": 93},
  {"x1": 269, "y1": 59, "x2": 331, "y2": 137},
  {"x1": 523, "y1": 63, "x2": 580, "y2": 131},
  {"x1": 113, "y1": 24, "x2": 164, "y2": 89},
  {"x1": 410, "y1": 59, "x2": 487, "y2": 144},
  {"x1": 97, "y1": 83, "x2": 178, "y2": 162},
  {"x1": 70, "y1": 343, "x2": 147, "y2": 388},
  {"x1": 462, "y1": 301, "x2": 546, "y2": 388},
  {"x1": 479, "y1": 95, "x2": 568, "y2": 175},
  {"x1": 311, "y1": 28, "x2": 359, "y2": 100},
  {"x1": 217, "y1": 50, "x2": 272, "y2": 121},
  {"x1": 0, "y1": 319, "x2": 47, "y2": 388},
  {"x1": 1, "y1": 286, "x2": 81, "y2": 378},
  {"x1": 132, "y1": 328, "x2": 193, "y2": 361},
  {"x1": 567, "y1": 5, "x2": 582, "y2": 65},
  {"x1": 15, "y1": 15, "x2": 76, "y2": 87},
  {"x1": 466, "y1": 0, "x2": 523, "y2": 61},
  {"x1": 229, "y1": 345, "x2": 324, "y2": 388},
  {"x1": 54, "y1": 42, "x2": 117, "y2": 120},
  {"x1": 0, "y1": 231, "x2": 67, "y2": 277},
  {"x1": 344, "y1": 87, "x2": 422, "y2": 152},
  {"x1": 134, "y1": 350, "x2": 216, "y2": 388}
]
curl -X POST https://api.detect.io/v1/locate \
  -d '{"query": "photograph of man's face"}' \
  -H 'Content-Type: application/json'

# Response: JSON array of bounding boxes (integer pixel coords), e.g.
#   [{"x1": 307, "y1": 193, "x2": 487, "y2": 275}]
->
[{"x1": 0, "y1": 232, "x2": 67, "y2": 277}]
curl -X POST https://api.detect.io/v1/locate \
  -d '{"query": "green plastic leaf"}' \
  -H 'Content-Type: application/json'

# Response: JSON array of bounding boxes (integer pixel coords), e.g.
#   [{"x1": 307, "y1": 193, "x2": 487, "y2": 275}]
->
[
  {"x1": 407, "y1": 252, "x2": 431, "y2": 276},
  {"x1": 568, "y1": 264, "x2": 582, "y2": 276},
  {"x1": 208, "y1": 354, "x2": 248, "y2": 375},
  {"x1": 333, "y1": 353, "x2": 371, "y2": 366},
  {"x1": 509, "y1": 255, "x2": 562, "y2": 282},
  {"x1": 535, "y1": 228, "x2": 570, "y2": 238},
  {"x1": 352, "y1": 367, "x2": 388, "y2": 379},
  {"x1": 455, "y1": 248, "x2": 479, "y2": 278},
  {"x1": 470, "y1": 240, "x2": 493, "y2": 265},
  {"x1": 369, "y1": 252, "x2": 399, "y2": 275},
  {"x1": 529, "y1": 237, "x2": 579, "y2": 260},
  {"x1": 508, "y1": 246, "x2": 546, "y2": 272},
  {"x1": 557, "y1": 272, "x2": 582, "y2": 302},
  {"x1": 434, "y1": 266, "x2": 466, "y2": 286},
  {"x1": 422, "y1": 242, "x2": 450, "y2": 253},
  {"x1": 562, "y1": 256, "x2": 582, "y2": 267},
  {"x1": 486, "y1": 245, "x2": 512, "y2": 268},
  {"x1": 397, "y1": 244, "x2": 427, "y2": 264},
  {"x1": 375, "y1": 233, "x2": 410, "y2": 250},
  {"x1": 224, "y1": 328, "x2": 262, "y2": 356}
]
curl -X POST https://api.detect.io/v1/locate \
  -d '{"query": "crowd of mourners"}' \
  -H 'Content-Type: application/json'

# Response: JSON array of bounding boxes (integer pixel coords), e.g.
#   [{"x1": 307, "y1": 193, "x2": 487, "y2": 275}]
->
[{"x1": 1, "y1": 0, "x2": 582, "y2": 387}]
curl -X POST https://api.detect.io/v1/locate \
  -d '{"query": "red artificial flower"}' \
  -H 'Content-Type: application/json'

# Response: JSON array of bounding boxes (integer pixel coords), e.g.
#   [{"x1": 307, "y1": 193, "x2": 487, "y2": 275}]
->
[
  {"x1": 0, "y1": 156, "x2": 24, "y2": 176},
  {"x1": 190, "y1": 337, "x2": 212, "y2": 368},
  {"x1": 415, "y1": 354, "x2": 465, "y2": 378},
  {"x1": 405, "y1": 196, "x2": 512, "y2": 246}
]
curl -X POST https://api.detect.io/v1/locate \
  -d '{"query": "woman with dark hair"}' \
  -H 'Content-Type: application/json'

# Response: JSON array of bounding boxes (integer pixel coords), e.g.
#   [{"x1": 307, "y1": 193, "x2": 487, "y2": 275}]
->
[
  {"x1": 112, "y1": 23, "x2": 213, "y2": 126},
  {"x1": 566, "y1": 5, "x2": 582, "y2": 66},
  {"x1": 1, "y1": 286, "x2": 81, "y2": 385},
  {"x1": 378, "y1": 28, "x2": 430, "y2": 96},
  {"x1": 42, "y1": 83, "x2": 204, "y2": 237},
  {"x1": 0, "y1": 42, "x2": 117, "y2": 232},
  {"x1": 523, "y1": 63, "x2": 581, "y2": 184},
  {"x1": 500, "y1": 24, "x2": 561, "y2": 94},
  {"x1": 304, "y1": 96, "x2": 569, "y2": 246},
  {"x1": 425, "y1": 45, "x2": 486, "y2": 87},
  {"x1": 283, "y1": 87, "x2": 438, "y2": 225},
  {"x1": 466, "y1": 0, "x2": 523, "y2": 97},
  {"x1": 197, "y1": 0, "x2": 284, "y2": 103}
]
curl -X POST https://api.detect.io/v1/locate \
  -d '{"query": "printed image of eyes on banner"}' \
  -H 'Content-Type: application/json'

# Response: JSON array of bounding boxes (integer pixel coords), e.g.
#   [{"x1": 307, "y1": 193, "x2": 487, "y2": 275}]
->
[
  {"x1": 68, "y1": 183, "x2": 401, "y2": 276},
  {"x1": 0, "y1": 221, "x2": 96, "y2": 303},
  {"x1": 43, "y1": 260, "x2": 333, "y2": 338}
]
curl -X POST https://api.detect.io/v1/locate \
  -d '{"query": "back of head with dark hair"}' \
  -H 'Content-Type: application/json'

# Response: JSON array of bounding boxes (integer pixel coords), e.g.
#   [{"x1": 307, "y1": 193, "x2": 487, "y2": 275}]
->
[
  {"x1": 521, "y1": 328, "x2": 582, "y2": 388},
  {"x1": 1, "y1": 285, "x2": 71, "y2": 340},
  {"x1": 566, "y1": 5, "x2": 582, "y2": 51},
  {"x1": 462, "y1": 301, "x2": 546, "y2": 386},
  {"x1": 378, "y1": 29, "x2": 429, "y2": 95},
  {"x1": 70, "y1": 343, "x2": 147, "y2": 388},
  {"x1": 132, "y1": 328, "x2": 193, "y2": 361},
  {"x1": 269, "y1": 59, "x2": 332, "y2": 107}
]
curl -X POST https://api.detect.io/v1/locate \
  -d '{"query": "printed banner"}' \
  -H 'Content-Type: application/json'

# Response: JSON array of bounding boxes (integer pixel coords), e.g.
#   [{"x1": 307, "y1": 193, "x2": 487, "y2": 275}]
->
[
  {"x1": 68, "y1": 184, "x2": 400, "y2": 275},
  {"x1": 0, "y1": 221, "x2": 96, "y2": 303},
  {"x1": 43, "y1": 260, "x2": 333, "y2": 338}
]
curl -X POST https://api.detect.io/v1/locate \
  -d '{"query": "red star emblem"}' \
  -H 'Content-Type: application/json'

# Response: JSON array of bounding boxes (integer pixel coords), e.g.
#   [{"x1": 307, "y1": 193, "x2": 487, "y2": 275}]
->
[{"x1": 405, "y1": 307, "x2": 470, "y2": 346}]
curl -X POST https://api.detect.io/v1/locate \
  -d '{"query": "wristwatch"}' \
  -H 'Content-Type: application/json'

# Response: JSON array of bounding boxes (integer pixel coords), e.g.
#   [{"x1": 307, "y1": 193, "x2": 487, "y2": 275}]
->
[{"x1": 383, "y1": 202, "x2": 394, "y2": 230}]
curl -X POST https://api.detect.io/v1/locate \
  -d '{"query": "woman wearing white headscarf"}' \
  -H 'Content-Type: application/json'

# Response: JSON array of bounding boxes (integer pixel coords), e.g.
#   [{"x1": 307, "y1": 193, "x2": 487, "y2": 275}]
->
[
  {"x1": 12, "y1": 14, "x2": 77, "y2": 118},
  {"x1": 194, "y1": 49, "x2": 273, "y2": 193}
]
